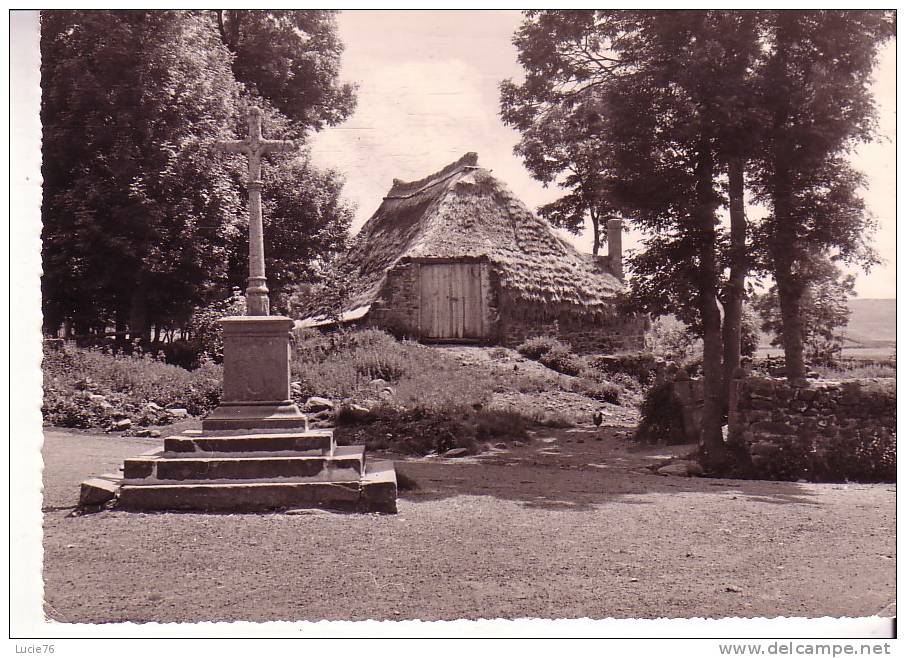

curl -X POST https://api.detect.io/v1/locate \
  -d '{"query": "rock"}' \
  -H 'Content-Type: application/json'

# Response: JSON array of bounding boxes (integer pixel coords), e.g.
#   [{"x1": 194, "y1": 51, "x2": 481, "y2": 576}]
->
[
  {"x1": 657, "y1": 460, "x2": 704, "y2": 477},
  {"x1": 79, "y1": 476, "x2": 120, "y2": 506},
  {"x1": 725, "y1": 585, "x2": 743, "y2": 593},
  {"x1": 167, "y1": 408, "x2": 188, "y2": 418},
  {"x1": 134, "y1": 429, "x2": 152, "y2": 437},
  {"x1": 494, "y1": 442, "x2": 507, "y2": 449},
  {"x1": 369, "y1": 378, "x2": 388, "y2": 390},
  {"x1": 88, "y1": 394, "x2": 107, "y2": 404},
  {"x1": 339, "y1": 403, "x2": 372, "y2": 422},
  {"x1": 378, "y1": 387, "x2": 395, "y2": 400},
  {"x1": 111, "y1": 418, "x2": 132, "y2": 431},
  {"x1": 513, "y1": 441, "x2": 527, "y2": 448},
  {"x1": 290, "y1": 381, "x2": 303, "y2": 395},
  {"x1": 148, "y1": 430, "x2": 161, "y2": 438},
  {"x1": 310, "y1": 408, "x2": 333, "y2": 421},
  {"x1": 303, "y1": 396, "x2": 335, "y2": 412},
  {"x1": 442, "y1": 448, "x2": 469, "y2": 458},
  {"x1": 146, "y1": 401, "x2": 163, "y2": 411}
]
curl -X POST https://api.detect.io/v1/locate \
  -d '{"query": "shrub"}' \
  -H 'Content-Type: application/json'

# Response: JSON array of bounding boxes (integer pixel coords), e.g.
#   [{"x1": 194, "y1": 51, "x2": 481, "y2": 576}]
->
[
  {"x1": 473, "y1": 408, "x2": 529, "y2": 441},
  {"x1": 184, "y1": 289, "x2": 247, "y2": 365},
  {"x1": 538, "y1": 344, "x2": 584, "y2": 376},
  {"x1": 589, "y1": 352, "x2": 658, "y2": 385},
  {"x1": 633, "y1": 380, "x2": 688, "y2": 445},
  {"x1": 516, "y1": 335, "x2": 563, "y2": 360},
  {"x1": 572, "y1": 377, "x2": 621, "y2": 404},
  {"x1": 531, "y1": 410, "x2": 576, "y2": 428},
  {"x1": 647, "y1": 316, "x2": 696, "y2": 360},
  {"x1": 42, "y1": 345, "x2": 222, "y2": 428}
]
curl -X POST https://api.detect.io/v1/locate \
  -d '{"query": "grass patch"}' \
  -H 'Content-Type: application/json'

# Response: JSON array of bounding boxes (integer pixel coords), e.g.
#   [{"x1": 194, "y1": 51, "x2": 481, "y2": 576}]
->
[
  {"x1": 811, "y1": 362, "x2": 897, "y2": 379},
  {"x1": 293, "y1": 329, "x2": 544, "y2": 453}
]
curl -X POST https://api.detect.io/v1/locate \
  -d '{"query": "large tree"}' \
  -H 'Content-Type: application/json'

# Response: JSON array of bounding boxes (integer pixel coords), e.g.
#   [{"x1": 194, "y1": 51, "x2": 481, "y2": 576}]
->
[
  {"x1": 41, "y1": 10, "x2": 357, "y2": 342},
  {"x1": 750, "y1": 10, "x2": 894, "y2": 379},
  {"x1": 41, "y1": 11, "x2": 244, "y2": 341},
  {"x1": 501, "y1": 10, "x2": 763, "y2": 467}
]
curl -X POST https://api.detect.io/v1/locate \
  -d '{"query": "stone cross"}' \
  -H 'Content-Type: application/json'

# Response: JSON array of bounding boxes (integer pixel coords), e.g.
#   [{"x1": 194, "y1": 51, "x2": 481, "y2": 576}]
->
[{"x1": 215, "y1": 107, "x2": 297, "y2": 316}]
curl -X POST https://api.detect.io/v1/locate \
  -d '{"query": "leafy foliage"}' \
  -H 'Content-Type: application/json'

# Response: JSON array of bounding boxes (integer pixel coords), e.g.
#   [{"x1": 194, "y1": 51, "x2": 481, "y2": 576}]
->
[
  {"x1": 633, "y1": 380, "x2": 688, "y2": 445},
  {"x1": 40, "y1": 10, "x2": 356, "y2": 339},
  {"x1": 215, "y1": 10, "x2": 357, "y2": 131},
  {"x1": 184, "y1": 289, "x2": 247, "y2": 364},
  {"x1": 754, "y1": 257, "x2": 855, "y2": 367}
]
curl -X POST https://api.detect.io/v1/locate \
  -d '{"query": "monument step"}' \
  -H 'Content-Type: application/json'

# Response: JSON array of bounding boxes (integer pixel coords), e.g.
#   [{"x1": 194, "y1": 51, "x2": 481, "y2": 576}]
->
[
  {"x1": 164, "y1": 430, "x2": 333, "y2": 455},
  {"x1": 123, "y1": 446, "x2": 365, "y2": 481},
  {"x1": 118, "y1": 460, "x2": 398, "y2": 513}
]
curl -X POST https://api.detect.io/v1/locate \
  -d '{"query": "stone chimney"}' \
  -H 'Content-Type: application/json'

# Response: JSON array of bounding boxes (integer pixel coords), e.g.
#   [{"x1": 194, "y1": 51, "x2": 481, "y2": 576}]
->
[{"x1": 607, "y1": 218, "x2": 623, "y2": 280}]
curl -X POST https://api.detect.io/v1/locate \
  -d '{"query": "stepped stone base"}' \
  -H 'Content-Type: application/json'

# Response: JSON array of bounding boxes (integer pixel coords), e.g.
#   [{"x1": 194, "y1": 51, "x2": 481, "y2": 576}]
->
[{"x1": 82, "y1": 429, "x2": 397, "y2": 514}]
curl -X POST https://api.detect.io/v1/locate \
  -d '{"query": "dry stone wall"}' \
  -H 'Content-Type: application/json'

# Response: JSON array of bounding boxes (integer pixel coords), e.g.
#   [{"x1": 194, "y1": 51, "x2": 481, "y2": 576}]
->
[{"x1": 729, "y1": 376, "x2": 896, "y2": 480}]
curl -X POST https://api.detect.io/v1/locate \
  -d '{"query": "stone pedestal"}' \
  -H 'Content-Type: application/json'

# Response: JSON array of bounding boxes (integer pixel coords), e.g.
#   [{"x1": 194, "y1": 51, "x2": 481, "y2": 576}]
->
[{"x1": 202, "y1": 316, "x2": 308, "y2": 431}]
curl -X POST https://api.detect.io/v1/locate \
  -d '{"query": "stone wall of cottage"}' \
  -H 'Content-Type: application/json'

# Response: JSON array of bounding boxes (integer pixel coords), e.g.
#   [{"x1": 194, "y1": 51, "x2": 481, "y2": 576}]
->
[
  {"x1": 497, "y1": 313, "x2": 647, "y2": 354},
  {"x1": 366, "y1": 262, "x2": 422, "y2": 338},
  {"x1": 728, "y1": 376, "x2": 896, "y2": 453}
]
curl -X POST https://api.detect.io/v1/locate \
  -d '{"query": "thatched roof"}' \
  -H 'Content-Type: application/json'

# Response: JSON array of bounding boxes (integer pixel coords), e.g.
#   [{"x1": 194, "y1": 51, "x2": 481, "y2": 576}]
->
[{"x1": 341, "y1": 152, "x2": 624, "y2": 318}]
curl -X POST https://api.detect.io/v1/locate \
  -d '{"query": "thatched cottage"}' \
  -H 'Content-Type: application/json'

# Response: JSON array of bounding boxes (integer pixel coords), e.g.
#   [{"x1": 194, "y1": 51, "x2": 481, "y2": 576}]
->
[{"x1": 301, "y1": 153, "x2": 645, "y2": 353}]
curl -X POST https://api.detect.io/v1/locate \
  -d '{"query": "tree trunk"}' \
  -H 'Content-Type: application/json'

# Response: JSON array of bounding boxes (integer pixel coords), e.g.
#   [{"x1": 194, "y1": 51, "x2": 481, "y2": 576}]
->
[
  {"x1": 770, "y1": 174, "x2": 807, "y2": 381},
  {"x1": 775, "y1": 262, "x2": 807, "y2": 380},
  {"x1": 590, "y1": 207, "x2": 601, "y2": 256},
  {"x1": 115, "y1": 306, "x2": 128, "y2": 352},
  {"x1": 767, "y1": 15, "x2": 806, "y2": 382},
  {"x1": 129, "y1": 286, "x2": 151, "y2": 348},
  {"x1": 694, "y1": 139, "x2": 731, "y2": 471},
  {"x1": 721, "y1": 157, "x2": 747, "y2": 411}
]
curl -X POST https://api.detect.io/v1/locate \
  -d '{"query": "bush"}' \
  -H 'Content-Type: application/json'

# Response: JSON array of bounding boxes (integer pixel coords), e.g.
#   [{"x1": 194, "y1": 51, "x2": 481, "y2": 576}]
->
[
  {"x1": 572, "y1": 377, "x2": 621, "y2": 404},
  {"x1": 473, "y1": 408, "x2": 529, "y2": 441},
  {"x1": 184, "y1": 289, "x2": 247, "y2": 365},
  {"x1": 516, "y1": 335, "x2": 563, "y2": 360},
  {"x1": 589, "y1": 352, "x2": 658, "y2": 385},
  {"x1": 633, "y1": 380, "x2": 688, "y2": 445},
  {"x1": 42, "y1": 345, "x2": 222, "y2": 428},
  {"x1": 538, "y1": 344, "x2": 584, "y2": 376}
]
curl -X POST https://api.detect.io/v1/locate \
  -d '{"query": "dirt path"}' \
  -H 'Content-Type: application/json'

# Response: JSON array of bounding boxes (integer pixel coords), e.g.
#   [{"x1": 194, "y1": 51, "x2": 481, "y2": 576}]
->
[{"x1": 41, "y1": 426, "x2": 895, "y2": 624}]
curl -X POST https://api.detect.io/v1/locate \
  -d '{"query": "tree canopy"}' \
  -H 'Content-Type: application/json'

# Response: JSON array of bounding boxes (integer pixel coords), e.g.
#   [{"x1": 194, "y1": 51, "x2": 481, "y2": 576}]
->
[
  {"x1": 500, "y1": 9, "x2": 893, "y2": 466},
  {"x1": 40, "y1": 10, "x2": 356, "y2": 341}
]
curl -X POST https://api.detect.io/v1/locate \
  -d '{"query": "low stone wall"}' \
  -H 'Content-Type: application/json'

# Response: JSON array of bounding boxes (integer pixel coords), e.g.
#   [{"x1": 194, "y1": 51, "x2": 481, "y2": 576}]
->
[{"x1": 729, "y1": 376, "x2": 896, "y2": 477}]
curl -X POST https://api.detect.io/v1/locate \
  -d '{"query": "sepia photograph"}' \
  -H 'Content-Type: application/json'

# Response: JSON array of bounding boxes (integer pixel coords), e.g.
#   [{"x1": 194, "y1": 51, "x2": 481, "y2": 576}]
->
[{"x1": 9, "y1": 6, "x2": 897, "y2": 645}]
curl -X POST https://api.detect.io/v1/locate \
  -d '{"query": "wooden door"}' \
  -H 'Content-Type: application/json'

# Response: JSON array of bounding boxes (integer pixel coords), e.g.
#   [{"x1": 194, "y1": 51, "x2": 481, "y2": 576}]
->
[{"x1": 419, "y1": 262, "x2": 488, "y2": 339}]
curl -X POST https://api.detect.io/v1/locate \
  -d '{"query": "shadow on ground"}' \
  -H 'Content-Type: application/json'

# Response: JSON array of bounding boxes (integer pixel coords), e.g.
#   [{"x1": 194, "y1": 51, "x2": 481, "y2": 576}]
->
[{"x1": 389, "y1": 425, "x2": 824, "y2": 512}]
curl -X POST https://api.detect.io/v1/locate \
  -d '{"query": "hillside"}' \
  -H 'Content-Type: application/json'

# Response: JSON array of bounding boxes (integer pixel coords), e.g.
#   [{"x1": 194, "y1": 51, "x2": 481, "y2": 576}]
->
[{"x1": 843, "y1": 298, "x2": 896, "y2": 345}]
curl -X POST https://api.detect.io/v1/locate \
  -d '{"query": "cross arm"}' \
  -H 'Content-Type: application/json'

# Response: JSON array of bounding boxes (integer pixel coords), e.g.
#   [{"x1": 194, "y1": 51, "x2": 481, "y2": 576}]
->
[
  {"x1": 213, "y1": 140, "x2": 250, "y2": 154},
  {"x1": 259, "y1": 139, "x2": 299, "y2": 156}
]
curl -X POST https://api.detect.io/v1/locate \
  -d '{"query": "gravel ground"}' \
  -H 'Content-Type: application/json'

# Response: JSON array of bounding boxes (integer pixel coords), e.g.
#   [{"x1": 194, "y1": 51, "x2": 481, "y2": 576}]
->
[{"x1": 42, "y1": 426, "x2": 895, "y2": 624}]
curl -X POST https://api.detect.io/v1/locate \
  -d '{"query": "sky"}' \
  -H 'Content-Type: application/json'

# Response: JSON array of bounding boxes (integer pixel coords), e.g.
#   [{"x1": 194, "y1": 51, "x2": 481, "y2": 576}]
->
[{"x1": 308, "y1": 9, "x2": 897, "y2": 299}]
